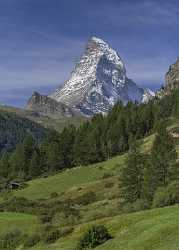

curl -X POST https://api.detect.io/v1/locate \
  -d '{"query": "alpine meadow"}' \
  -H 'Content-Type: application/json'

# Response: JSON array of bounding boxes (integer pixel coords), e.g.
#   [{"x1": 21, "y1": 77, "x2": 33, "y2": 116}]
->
[{"x1": 1, "y1": 1, "x2": 179, "y2": 250}]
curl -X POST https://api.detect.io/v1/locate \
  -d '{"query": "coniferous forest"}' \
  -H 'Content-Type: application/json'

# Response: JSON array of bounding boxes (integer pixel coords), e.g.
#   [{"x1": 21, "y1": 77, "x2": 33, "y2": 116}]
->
[{"x1": 0, "y1": 89, "x2": 179, "y2": 186}]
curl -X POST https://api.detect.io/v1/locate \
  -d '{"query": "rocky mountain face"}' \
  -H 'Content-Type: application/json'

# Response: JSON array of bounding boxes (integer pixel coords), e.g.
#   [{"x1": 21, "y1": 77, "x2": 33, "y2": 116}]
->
[
  {"x1": 164, "y1": 58, "x2": 179, "y2": 93},
  {"x1": 157, "y1": 58, "x2": 179, "y2": 97},
  {"x1": 49, "y1": 37, "x2": 154, "y2": 116},
  {"x1": 26, "y1": 92, "x2": 75, "y2": 118},
  {"x1": 27, "y1": 37, "x2": 154, "y2": 117}
]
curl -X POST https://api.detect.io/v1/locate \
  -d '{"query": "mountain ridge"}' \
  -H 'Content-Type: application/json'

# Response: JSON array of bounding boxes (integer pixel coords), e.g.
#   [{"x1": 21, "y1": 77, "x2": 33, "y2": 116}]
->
[{"x1": 27, "y1": 37, "x2": 155, "y2": 116}]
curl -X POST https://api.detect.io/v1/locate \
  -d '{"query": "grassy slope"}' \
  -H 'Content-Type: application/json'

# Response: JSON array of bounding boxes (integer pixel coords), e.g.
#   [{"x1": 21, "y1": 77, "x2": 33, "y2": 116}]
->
[
  {"x1": 14, "y1": 132, "x2": 157, "y2": 201},
  {"x1": 14, "y1": 154, "x2": 126, "y2": 200},
  {"x1": 0, "y1": 212, "x2": 39, "y2": 235},
  {"x1": 3, "y1": 119, "x2": 179, "y2": 249},
  {"x1": 30, "y1": 205, "x2": 179, "y2": 250}
]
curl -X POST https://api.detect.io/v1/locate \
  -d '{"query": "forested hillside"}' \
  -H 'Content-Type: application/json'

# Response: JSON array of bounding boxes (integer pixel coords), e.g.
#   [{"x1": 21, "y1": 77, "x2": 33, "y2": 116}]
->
[
  {"x1": 0, "y1": 89, "x2": 179, "y2": 249},
  {"x1": 0, "y1": 110, "x2": 47, "y2": 152},
  {"x1": 0, "y1": 89, "x2": 179, "y2": 183}
]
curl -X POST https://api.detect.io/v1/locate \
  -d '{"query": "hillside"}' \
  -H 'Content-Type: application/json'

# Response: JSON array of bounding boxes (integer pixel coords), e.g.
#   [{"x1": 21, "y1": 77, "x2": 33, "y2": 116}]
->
[
  {"x1": 30, "y1": 204, "x2": 179, "y2": 250},
  {"x1": 0, "y1": 105, "x2": 87, "y2": 132},
  {"x1": 0, "y1": 121, "x2": 177, "y2": 249},
  {"x1": 0, "y1": 109, "x2": 47, "y2": 152}
]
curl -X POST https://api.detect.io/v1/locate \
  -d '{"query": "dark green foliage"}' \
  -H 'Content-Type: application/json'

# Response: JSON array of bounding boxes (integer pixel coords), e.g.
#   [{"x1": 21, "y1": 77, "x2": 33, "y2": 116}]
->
[
  {"x1": 76, "y1": 225, "x2": 112, "y2": 250},
  {"x1": 0, "y1": 229, "x2": 23, "y2": 250},
  {"x1": 153, "y1": 181, "x2": 179, "y2": 208},
  {"x1": 0, "y1": 109, "x2": 46, "y2": 152},
  {"x1": 50, "y1": 192, "x2": 59, "y2": 199},
  {"x1": 75, "y1": 191, "x2": 97, "y2": 206},
  {"x1": 121, "y1": 199, "x2": 150, "y2": 213},
  {"x1": 119, "y1": 141, "x2": 148, "y2": 203},
  {"x1": 42, "y1": 226, "x2": 60, "y2": 244},
  {"x1": 24, "y1": 234, "x2": 41, "y2": 248},
  {"x1": 0, "y1": 196, "x2": 36, "y2": 213},
  {"x1": 143, "y1": 123, "x2": 178, "y2": 201},
  {"x1": 58, "y1": 227, "x2": 73, "y2": 237},
  {"x1": 105, "y1": 181, "x2": 114, "y2": 188},
  {"x1": 1, "y1": 89, "x2": 179, "y2": 184}
]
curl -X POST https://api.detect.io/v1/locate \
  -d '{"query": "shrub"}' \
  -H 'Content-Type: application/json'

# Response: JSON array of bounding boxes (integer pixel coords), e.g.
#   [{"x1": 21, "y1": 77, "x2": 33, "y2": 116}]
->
[
  {"x1": 59, "y1": 227, "x2": 74, "y2": 237},
  {"x1": 102, "y1": 173, "x2": 113, "y2": 179},
  {"x1": 76, "y1": 225, "x2": 112, "y2": 250},
  {"x1": 50, "y1": 192, "x2": 59, "y2": 199},
  {"x1": 121, "y1": 199, "x2": 150, "y2": 213},
  {"x1": 24, "y1": 234, "x2": 41, "y2": 248},
  {"x1": 53, "y1": 212, "x2": 79, "y2": 227},
  {"x1": 153, "y1": 181, "x2": 179, "y2": 208},
  {"x1": 43, "y1": 228, "x2": 60, "y2": 244},
  {"x1": 105, "y1": 182, "x2": 114, "y2": 188},
  {"x1": 0, "y1": 229, "x2": 23, "y2": 250},
  {"x1": 75, "y1": 191, "x2": 97, "y2": 206},
  {"x1": 39, "y1": 210, "x2": 54, "y2": 224}
]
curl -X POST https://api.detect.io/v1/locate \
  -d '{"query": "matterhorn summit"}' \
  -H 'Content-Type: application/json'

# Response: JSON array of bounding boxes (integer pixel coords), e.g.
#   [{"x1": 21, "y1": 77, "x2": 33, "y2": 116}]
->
[
  {"x1": 27, "y1": 37, "x2": 154, "y2": 116},
  {"x1": 49, "y1": 37, "x2": 154, "y2": 115}
]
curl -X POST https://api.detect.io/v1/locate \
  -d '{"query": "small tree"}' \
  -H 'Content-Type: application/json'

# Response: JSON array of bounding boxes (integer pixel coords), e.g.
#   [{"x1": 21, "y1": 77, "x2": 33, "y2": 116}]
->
[
  {"x1": 76, "y1": 225, "x2": 111, "y2": 250},
  {"x1": 119, "y1": 140, "x2": 146, "y2": 203},
  {"x1": 143, "y1": 122, "x2": 178, "y2": 201}
]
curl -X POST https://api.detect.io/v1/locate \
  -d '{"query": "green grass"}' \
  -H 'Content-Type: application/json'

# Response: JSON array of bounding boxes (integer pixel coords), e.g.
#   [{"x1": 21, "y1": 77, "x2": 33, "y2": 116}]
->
[
  {"x1": 13, "y1": 133, "x2": 159, "y2": 201},
  {"x1": 28, "y1": 205, "x2": 179, "y2": 250},
  {"x1": 15, "y1": 154, "x2": 126, "y2": 200},
  {"x1": 5, "y1": 121, "x2": 179, "y2": 249},
  {"x1": 0, "y1": 212, "x2": 39, "y2": 235},
  {"x1": 14, "y1": 132, "x2": 156, "y2": 201}
]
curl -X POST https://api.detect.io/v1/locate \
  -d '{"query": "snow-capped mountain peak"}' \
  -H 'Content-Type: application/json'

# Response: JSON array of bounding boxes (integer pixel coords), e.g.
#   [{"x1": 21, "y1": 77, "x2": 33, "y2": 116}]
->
[{"x1": 49, "y1": 37, "x2": 154, "y2": 116}]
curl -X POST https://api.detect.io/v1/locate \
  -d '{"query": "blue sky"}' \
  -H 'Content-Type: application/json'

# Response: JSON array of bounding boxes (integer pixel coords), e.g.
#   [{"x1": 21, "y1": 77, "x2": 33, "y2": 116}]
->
[{"x1": 0, "y1": 0, "x2": 179, "y2": 107}]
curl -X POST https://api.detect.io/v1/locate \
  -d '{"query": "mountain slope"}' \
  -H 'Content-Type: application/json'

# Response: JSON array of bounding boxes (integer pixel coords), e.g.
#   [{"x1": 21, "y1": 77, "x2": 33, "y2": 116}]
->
[
  {"x1": 7, "y1": 119, "x2": 179, "y2": 250},
  {"x1": 0, "y1": 104, "x2": 87, "y2": 132},
  {"x1": 165, "y1": 58, "x2": 179, "y2": 93},
  {"x1": 0, "y1": 109, "x2": 47, "y2": 152},
  {"x1": 26, "y1": 91, "x2": 78, "y2": 118},
  {"x1": 158, "y1": 58, "x2": 179, "y2": 97},
  {"x1": 50, "y1": 37, "x2": 154, "y2": 116}
]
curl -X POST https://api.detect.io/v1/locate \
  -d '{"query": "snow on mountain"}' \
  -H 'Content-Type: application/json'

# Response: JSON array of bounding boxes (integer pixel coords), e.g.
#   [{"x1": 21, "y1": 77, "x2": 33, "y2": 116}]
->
[
  {"x1": 142, "y1": 89, "x2": 155, "y2": 103},
  {"x1": 49, "y1": 37, "x2": 154, "y2": 116}
]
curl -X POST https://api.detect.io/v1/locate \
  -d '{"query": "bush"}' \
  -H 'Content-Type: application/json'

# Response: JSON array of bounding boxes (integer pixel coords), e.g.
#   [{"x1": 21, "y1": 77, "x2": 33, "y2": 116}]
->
[
  {"x1": 102, "y1": 173, "x2": 113, "y2": 179},
  {"x1": 39, "y1": 210, "x2": 54, "y2": 224},
  {"x1": 105, "y1": 182, "x2": 114, "y2": 188},
  {"x1": 59, "y1": 227, "x2": 74, "y2": 237},
  {"x1": 121, "y1": 199, "x2": 150, "y2": 213},
  {"x1": 153, "y1": 181, "x2": 179, "y2": 208},
  {"x1": 0, "y1": 229, "x2": 23, "y2": 250},
  {"x1": 42, "y1": 226, "x2": 60, "y2": 244},
  {"x1": 24, "y1": 234, "x2": 41, "y2": 248},
  {"x1": 76, "y1": 225, "x2": 112, "y2": 250},
  {"x1": 50, "y1": 192, "x2": 59, "y2": 199},
  {"x1": 75, "y1": 191, "x2": 97, "y2": 206}
]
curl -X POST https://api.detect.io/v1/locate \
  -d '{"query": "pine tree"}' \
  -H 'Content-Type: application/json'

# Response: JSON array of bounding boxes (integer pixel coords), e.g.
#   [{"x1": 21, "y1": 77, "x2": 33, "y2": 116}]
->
[
  {"x1": 143, "y1": 122, "x2": 178, "y2": 201},
  {"x1": 9, "y1": 143, "x2": 26, "y2": 179},
  {"x1": 119, "y1": 140, "x2": 146, "y2": 203},
  {"x1": 0, "y1": 152, "x2": 10, "y2": 178},
  {"x1": 29, "y1": 150, "x2": 41, "y2": 177}
]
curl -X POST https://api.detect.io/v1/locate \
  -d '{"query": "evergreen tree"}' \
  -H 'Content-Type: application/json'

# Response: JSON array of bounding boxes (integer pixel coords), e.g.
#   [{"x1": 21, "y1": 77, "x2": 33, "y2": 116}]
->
[
  {"x1": 0, "y1": 152, "x2": 10, "y2": 178},
  {"x1": 119, "y1": 140, "x2": 146, "y2": 203},
  {"x1": 29, "y1": 150, "x2": 41, "y2": 177},
  {"x1": 9, "y1": 143, "x2": 26, "y2": 179},
  {"x1": 143, "y1": 122, "x2": 178, "y2": 201}
]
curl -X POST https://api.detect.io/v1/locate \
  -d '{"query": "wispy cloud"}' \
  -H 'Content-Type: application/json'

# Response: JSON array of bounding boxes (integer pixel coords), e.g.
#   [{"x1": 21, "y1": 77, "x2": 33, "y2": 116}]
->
[{"x1": 89, "y1": 0, "x2": 179, "y2": 28}]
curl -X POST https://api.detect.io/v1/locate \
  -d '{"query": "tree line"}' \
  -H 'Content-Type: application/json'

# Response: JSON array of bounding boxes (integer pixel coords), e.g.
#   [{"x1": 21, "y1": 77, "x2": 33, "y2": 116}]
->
[
  {"x1": 119, "y1": 122, "x2": 179, "y2": 208},
  {"x1": 1, "y1": 89, "x2": 179, "y2": 184}
]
